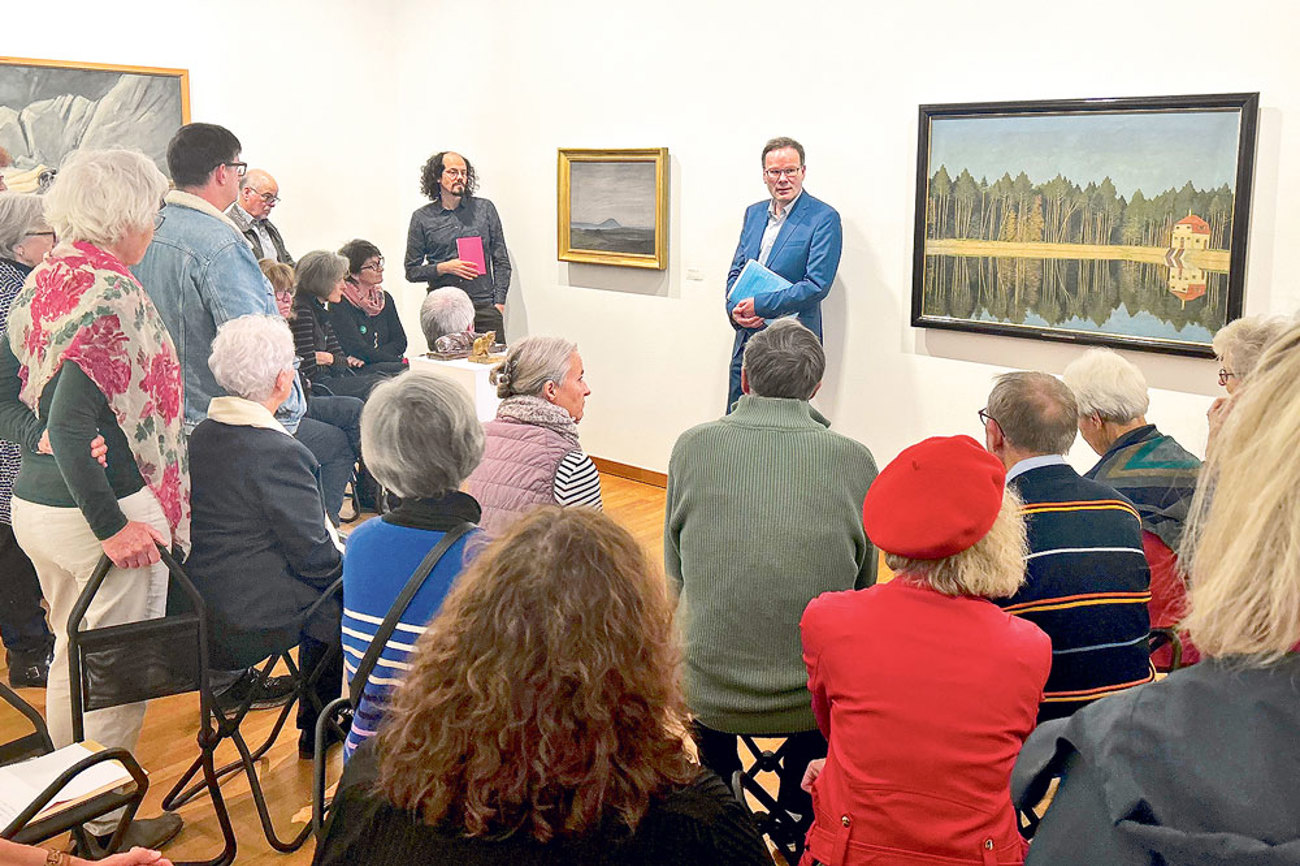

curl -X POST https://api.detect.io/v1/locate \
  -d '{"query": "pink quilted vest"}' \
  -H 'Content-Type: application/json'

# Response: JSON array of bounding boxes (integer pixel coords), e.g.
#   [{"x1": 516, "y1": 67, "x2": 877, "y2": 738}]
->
[{"x1": 466, "y1": 418, "x2": 576, "y2": 536}]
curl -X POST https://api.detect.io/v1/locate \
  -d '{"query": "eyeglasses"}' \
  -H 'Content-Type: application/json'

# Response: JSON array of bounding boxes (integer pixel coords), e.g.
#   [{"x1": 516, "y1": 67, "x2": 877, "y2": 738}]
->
[
  {"x1": 443, "y1": 168, "x2": 469, "y2": 178},
  {"x1": 23, "y1": 231, "x2": 55, "y2": 239},
  {"x1": 764, "y1": 166, "x2": 804, "y2": 180},
  {"x1": 224, "y1": 161, "x2": 248, "y2": 178},
  {"x1": 255, "y1": 191, "x2": 280, "y2": 205},
  {"x1": 361, "y1": 258, "x2": 385, "y2": 272},
  {"x1": 1218, "y1": 368, "x2": 1237, "y2": 386},
  {"x1": 153, "y1": 211, "x2": 166, "y2": 230},
  {"x1": 978, "y1": 408, "x2": 999, "y2": 429}
]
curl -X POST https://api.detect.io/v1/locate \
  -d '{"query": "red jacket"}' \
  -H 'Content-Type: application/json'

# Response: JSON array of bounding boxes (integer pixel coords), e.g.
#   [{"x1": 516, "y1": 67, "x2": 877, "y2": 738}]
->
[{"x1": 800, "y1": 579, "x2": 1051, "y2": 866}]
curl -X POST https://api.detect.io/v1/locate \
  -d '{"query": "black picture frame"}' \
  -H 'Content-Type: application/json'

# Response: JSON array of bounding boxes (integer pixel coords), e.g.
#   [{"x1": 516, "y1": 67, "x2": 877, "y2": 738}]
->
[{"x1": 911, "y1": 92, "x2": 1259, "y2": 357}]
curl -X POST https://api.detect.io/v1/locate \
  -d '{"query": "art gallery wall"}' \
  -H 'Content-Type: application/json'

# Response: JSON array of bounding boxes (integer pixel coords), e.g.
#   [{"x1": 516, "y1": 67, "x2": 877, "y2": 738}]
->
[{"x1": 11, "y1": 0, "x2": 1300, "y2": 477}]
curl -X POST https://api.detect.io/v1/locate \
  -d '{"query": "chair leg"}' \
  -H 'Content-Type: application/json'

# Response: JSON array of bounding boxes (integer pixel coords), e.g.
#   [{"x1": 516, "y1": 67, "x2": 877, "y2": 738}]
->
[{"x1": 169, "y1": 740, "x2": 238, "y2": 866}]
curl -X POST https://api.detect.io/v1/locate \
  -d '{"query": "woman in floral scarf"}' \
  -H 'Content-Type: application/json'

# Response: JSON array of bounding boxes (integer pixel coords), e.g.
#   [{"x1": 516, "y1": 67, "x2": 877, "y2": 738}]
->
[{"x1": 0, "y1": 149, "x2": 188, "y2": 852}]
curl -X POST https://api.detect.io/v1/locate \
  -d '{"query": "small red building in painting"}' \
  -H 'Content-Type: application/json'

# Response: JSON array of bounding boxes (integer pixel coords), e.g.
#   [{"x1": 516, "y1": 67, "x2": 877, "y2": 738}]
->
[{"x1": 1171, "y1": 213, "x2": 1211, "y2": 250}]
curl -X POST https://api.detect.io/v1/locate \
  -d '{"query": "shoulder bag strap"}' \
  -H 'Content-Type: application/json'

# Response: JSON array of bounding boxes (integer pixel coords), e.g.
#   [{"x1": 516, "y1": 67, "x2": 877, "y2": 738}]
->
[{"x1": 347, "y1": 521, "x2": 474, "y2": 704}]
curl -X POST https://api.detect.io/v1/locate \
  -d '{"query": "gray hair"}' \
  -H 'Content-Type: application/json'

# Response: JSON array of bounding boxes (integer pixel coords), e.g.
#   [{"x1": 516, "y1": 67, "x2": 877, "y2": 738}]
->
[
  {"x1": 420, "y1": 287, "x2": 475, "y2": 348},
  {"x1": 742, "y1": 318, "x2": 824, "y2": 399},
  {"x1": 42, "y1": 149, "x2": 168, "y2": 247},
  {"x1": 0, "y1": 193, "x2": 48, "y2": 260},
  {"x1": 361, "y1": 372, "x2": 485, "y2": 499},
  {"x1": 986, "y1": 371, "x2": 1078, "y2": 455},
  {"x1": 491, "y1": 336, "x2": 576, "y2": 399},
  {"x1": 1212, "y1": 315, "x2": 1292, "y2": 382},
  {"x1": 1061, "y1": 348, "x2": 1149, "y2": 423},
  {"x1": 208, "y1": 314, "x2": 296, "y2": 402},
  {"x1": 295, "y1": 250, "x2": 348, "y2": 300}
]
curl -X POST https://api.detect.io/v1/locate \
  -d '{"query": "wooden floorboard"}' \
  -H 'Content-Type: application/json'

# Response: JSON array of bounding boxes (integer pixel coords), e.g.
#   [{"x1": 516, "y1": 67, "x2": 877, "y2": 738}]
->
[{"x1": 0, "y1": 473, "x2": 690, "y2": 864}]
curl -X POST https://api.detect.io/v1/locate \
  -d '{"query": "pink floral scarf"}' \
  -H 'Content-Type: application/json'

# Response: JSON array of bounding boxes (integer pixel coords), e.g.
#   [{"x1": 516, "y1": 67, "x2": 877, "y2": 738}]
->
[
  {"x1": 341, "y1": 277, "x2": 386, "y2": 316},
  {"x1": 8, "y1": 241, "x2": 191, "y2": 552}
]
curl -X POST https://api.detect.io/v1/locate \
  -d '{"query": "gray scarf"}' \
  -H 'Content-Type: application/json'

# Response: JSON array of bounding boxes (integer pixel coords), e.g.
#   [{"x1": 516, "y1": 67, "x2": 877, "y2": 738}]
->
[{"x1": 495, "y1": 395, "x2": 580, "y2": 447}]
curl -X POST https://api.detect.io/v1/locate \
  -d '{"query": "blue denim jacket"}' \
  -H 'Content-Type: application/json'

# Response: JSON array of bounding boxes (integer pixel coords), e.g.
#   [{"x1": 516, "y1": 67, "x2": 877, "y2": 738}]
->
[{"x1": 132, "y1": 192, "x2": 305, "y2": 433}]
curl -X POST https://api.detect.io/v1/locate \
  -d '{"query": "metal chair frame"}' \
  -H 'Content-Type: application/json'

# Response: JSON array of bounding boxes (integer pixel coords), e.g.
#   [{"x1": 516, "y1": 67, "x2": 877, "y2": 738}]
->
[{"x1": 728, "y1": 735, "x2": 807, "y2": 864}]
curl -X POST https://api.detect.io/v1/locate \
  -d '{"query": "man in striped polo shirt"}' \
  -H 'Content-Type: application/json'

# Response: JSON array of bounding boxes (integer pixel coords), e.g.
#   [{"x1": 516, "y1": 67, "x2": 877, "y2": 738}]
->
[{"x1": 981, "y1": 371, "x2": 1153, "y2": 722}]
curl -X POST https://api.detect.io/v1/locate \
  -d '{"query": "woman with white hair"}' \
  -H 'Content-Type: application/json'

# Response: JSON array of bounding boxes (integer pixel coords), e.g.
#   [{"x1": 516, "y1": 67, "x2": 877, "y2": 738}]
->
[
  {"x1": 1062, "y1": 347, "x2": 1201, "y2": 668},
  {"x1": 0, "y1": 149, "x2": 187, "y2": 853},
  {"x1": 465, "y1": 336, "x2": 601, "y2": 534},
  {"x1": 1017, "y1": 324, "x2": 1300, "y2": 864},
  {"x1": 340, "y1": 372, "x2": 486, "y2": 760},
  {"x1": 185, "y1": 314, "x2": 343, "y2": 757},
  {"x1": 0, "y1": 192, "x2": 56, "y2": 687},
  {"x1": 419, "y1": 286, "x2": 476, "y2": 352},
  {"x1": 798, "y1": 435, "x2": 1050, "y2": 866},
  {"x1": 1207, "y1": 314, "x2": 1290, "y2": 445}
]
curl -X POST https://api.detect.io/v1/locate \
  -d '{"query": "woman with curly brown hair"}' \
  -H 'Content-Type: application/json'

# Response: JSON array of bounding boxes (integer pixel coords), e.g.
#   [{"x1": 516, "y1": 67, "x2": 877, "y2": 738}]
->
[{"x1": 313, "y1": 507, "x2": 769, "y2": 866}]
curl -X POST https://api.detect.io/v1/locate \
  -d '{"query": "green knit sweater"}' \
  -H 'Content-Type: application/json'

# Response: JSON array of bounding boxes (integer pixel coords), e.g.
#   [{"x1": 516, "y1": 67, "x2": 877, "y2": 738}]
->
[{"x1": 665, "y1": 395, "x2": 878, "y2": 734}]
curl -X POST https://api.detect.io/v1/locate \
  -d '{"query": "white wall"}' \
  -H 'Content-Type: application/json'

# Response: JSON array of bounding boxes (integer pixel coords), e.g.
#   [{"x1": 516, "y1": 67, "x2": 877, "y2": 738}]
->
[{"x1": 17, "y1": 0, "x2": 1300, "y2": 474}]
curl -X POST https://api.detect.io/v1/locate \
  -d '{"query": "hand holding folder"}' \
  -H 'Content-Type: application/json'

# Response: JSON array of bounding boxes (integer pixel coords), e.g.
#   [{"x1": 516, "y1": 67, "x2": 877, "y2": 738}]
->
[
  {"x1": 728, "y1": 259, "x2": 792, "y2": 304},
  {"x1": 456, "y1": 236, "x2": 486, "y2": 277}
]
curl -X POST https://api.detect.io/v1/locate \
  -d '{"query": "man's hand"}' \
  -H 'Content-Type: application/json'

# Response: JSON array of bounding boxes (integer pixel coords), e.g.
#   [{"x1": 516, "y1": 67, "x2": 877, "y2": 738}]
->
[
  {"x1": 315, "y1": 351, "x2": 334, "y2": 367},
  {"x1": 437, "y1": 259, "x2": 480, "y2": 280},
  {"x1": 38, "y1": 431, "x2": 110, "y2": 468},
  {"x1": 731, "y1": 298, "x2": 765, "y2": 329},
  {"x1": 346, "y1": 355, "x2": 365, "y2": 368},
  {"x1": 801, "y1": 758, "x2": 826, "y2": 793},
  {"x1": 494, "y1": 303, "x2": 505, "y2": 314},
  {"x1": 101, "y1": 521, "x2": 167, "y2": 570}
]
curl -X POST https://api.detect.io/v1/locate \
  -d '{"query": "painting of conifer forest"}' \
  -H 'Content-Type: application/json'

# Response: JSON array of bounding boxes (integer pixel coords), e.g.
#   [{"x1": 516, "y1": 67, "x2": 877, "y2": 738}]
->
[{"x1": 911, "y1": 94, "x2": 1258, "y2": 356}]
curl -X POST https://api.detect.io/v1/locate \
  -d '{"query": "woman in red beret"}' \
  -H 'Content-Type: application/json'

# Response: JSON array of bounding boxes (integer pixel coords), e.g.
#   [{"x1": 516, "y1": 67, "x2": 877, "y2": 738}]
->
[{"x1": 799, "y1": 435, "x2": 1051, "y2": 865}]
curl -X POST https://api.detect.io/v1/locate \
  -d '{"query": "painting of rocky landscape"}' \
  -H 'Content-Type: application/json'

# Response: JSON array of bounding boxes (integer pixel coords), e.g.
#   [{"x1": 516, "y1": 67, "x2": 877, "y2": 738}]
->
[{"x1": 0, "y1": 57, "x2": 189, "y2": 190}]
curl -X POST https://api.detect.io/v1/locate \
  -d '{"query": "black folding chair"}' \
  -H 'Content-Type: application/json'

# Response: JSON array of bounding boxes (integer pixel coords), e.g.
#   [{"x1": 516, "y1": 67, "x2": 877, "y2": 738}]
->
[
  {"x1": 728, "y1": 735, "x2": 808, "y2": 864},
  {"x1": 66, "y1": 548, "x2": 236, "y2": 866},
  {"x1": 161, "y1": 569, "x2": 344, "y2": 855},
  {"x1": 1148, "y1": 627, "x2": 1185, "y2": 672},
  {"x1": 312, "y1": 522, "x2": 473, "y2": 838},
  {"x1": 0, "y1": 682, "x2": 147, "y2": 853}
]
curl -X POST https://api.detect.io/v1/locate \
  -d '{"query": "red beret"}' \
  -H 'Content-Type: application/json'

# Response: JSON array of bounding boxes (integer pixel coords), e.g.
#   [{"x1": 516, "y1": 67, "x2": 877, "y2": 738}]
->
[{"x1": 863, "y1": 435, "x2": 1006, "y2": 560}]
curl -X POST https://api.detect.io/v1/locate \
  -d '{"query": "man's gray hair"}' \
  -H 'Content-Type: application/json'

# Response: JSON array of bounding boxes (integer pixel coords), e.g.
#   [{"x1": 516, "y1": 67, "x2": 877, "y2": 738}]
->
[
  {"x1": 42, "y1": 149, "x2": 168, "y2": 247},
  {"x1": 295, "y1": 250, "x2": 348, "y2": 300},
  {"x1": 1212, "y1": 315, "x2": 1292, "y2": 383},
  {"x1": 0, "y1": 192, "x2": 47, "y2": 259},
  {"x1": 987, "y1": 371, "x2": 1078, "y2": 455},
  {"x1": 361, "y1": 373, "x2": 485, "y2": 499},
  {"x1": 491, "y1": 336, "x2": 576, "y2": 400},
  {"x1": 1061, "y1": 348, "x2": 1149, "y2": 423},
  {"x1": 420, "y1": 287, "x2": 475, "y2": 348},
  {"x1": 208, "y1": 314, "x2": 296, "y2": 403},
  {"x1": 742, "y1": 319, "x2": 824, "y2": 399}
]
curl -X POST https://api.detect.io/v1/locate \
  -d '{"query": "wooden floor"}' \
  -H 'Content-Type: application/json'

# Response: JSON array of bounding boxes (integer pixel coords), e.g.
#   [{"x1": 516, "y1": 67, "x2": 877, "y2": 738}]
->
[{"x1": 0, "y1": 474, "x2": 680, "y2": 865}]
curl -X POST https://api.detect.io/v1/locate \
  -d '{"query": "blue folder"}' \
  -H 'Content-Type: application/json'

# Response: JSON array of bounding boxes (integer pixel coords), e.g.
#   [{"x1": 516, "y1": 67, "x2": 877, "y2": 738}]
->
[{"x1": 727, "y1": 259, "x2": 792, "y2": 303}]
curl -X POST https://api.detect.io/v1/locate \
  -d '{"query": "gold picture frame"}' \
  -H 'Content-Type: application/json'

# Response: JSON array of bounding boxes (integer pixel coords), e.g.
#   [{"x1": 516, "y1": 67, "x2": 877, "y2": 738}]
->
[
  {"x1": 557, "y1": 148, "x2": 668, "y2": 269},
  {"x1": 0, "y1": 56, "x2": 191, "y2": 187}
]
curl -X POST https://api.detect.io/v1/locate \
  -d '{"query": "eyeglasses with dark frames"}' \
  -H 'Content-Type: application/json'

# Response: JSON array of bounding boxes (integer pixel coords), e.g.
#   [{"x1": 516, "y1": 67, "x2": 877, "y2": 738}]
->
[
  {"x1": 763, "y1": 166, "x2": 804, "y2": 180},
  {"x1": 361, "y1": 258, "x2": 385, "y2": 272},
  {"x1": 1218, "y1": 368, "x2": 1237, "y2": 386},
  {"x1": 224, "y1": 161, "x2": 249, "y2": 178},
  {"x1": 978, "y1": 408, "x2": 999, "y2": 429}
]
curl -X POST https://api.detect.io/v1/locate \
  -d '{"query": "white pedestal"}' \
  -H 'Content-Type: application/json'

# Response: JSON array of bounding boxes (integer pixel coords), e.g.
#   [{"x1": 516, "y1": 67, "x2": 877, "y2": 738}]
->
[{"x1": 409, "y1": 355, "x2": 502, "y2": 422}]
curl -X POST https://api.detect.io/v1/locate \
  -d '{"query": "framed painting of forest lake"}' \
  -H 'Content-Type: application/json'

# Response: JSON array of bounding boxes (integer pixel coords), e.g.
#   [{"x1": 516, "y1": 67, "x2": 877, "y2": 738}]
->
[
  {"x1": 558, "y1": 148, "x2": 668, "y2": 269},
  {"x1": 0, "y1": 57, "x2": 190, "y2": 189},
  {"x1": 911, "y1": 93, "x2": 1259, "y2": 357}
]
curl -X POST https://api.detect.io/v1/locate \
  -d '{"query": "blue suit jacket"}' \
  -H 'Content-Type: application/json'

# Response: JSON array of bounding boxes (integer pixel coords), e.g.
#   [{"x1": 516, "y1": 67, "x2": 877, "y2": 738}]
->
[{"x1": 725, "y1": 191, "x2": 842, "y2": 340}]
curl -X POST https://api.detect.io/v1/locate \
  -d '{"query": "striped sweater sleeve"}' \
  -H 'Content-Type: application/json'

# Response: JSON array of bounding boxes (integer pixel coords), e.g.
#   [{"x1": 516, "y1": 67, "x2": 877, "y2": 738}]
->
[{"x1": 553, "y1": 450, "x2": 603, "y2": 509}]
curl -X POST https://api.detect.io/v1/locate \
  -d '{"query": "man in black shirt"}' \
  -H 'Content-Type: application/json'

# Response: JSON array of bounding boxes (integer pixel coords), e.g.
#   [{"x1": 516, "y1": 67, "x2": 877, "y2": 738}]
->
[{"x1": 404, "y1": 151, "x2": 511, "y2": 340}]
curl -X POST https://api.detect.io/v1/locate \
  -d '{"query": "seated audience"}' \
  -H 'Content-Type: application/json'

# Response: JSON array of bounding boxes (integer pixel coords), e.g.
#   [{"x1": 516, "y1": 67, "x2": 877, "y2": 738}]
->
[
  {"x1": 1063, "y1": 347, "x2": 1201, "y2": 668},
  {"x1": 315, "y1": 507, "x2": 770, "y2": 865},
  {"x1": 185, "y1": 315, "x2": 343, "y2": 757},
  {"x1": 465, "y1": 337, "x2": 601, "y2": 533},
  {"x1": 262, "y1": 257, "x2": 362, "y2": 524},
  {"x1": 419, "y1": 286, "x2": 476, "y2": 352},
  {"x1": 666, "y1": 319, "x2": 878, "y2": 851},
  {"x1": 982, "y1": 372, "x2": 1152, "y2": 721},
  {"x1": 1207, "y1": 313, "x2": 1290, "y2": 445},
  {"x1": 800, "y1": 435, "x2": 1049, "y2": 866},
  {"x1": 330, "y1": 239, "x2": 408, "y2": 366},
  {"x1": 0, "y1": 149, "x2": 186, "y2": 851},
  {"x1": 342, "y1": 373, "x2": 485, "y2": 760},
  {"x1": 0, "y1": 192, "x2": 55, "y2": 688},
  {"x1": 1017, "y1": 324, "x2": 1300, "y2": 864}
]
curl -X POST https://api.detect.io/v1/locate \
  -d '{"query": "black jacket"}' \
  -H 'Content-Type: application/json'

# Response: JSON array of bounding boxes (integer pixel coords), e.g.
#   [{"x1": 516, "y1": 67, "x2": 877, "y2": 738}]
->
[
  {"x1": 327, "y1": 294, "x2": 407, "y2": 364},
  {"x1": 1015, "y1": 654, "x2": 1300, "y2": 865},
  {"x1": 183, "y1": 418, "x2": 341, "y2": 668}
]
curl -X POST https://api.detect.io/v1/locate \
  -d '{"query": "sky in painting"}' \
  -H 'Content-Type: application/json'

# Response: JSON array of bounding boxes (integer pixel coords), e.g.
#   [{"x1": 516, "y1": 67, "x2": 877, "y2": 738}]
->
[
  {"x1": 928, "y1": 109, "x2": 1242, "y2": 200},
  {"x1": 569, "y1": 162, "x2": 656, "y2": 227}
]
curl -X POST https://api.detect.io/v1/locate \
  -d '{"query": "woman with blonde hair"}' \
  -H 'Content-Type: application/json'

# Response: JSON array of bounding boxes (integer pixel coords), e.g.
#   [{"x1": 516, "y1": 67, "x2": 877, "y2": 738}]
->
[
  {"x1": 1017, "y1": 324, "x2": 1300, "y2": 864},
  {"x1": 314, "y1": 507, "x2": 769, "y2": 865}
]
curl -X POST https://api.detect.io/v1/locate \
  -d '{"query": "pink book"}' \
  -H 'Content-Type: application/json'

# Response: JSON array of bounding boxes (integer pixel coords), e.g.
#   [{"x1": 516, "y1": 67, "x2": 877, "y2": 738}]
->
[{"x1": 456, "y1": 236, "x2": 486, "y2": 277}]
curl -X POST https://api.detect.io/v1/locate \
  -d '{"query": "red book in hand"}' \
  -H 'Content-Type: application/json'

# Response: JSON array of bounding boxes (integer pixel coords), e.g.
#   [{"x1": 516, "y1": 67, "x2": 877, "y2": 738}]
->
[{"x1": 457, "y1": 236, "x2": 486, "y2": 277}]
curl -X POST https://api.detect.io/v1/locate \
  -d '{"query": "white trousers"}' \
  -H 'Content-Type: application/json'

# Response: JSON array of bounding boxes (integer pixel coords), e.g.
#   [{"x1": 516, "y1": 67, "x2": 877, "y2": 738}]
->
[{"x1": 12, "y1": 489, "x2": 170, "y2": 833}]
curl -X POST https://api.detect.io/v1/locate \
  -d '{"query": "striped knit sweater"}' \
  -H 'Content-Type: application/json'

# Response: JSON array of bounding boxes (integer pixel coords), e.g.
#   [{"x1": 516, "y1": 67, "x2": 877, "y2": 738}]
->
[
  {"x1": 1002, "y1": 463, "x2": 1153, "y2": 722},
  {"x1": 665, "y1": 395, "x2": 878, "y2": 734}
]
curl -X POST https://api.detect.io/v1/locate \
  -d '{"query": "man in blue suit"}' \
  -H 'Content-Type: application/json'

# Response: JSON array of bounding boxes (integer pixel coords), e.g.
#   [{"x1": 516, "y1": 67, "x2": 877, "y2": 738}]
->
[{"x1": 725, "y1": 137, "x2": 842, "y2": 411}]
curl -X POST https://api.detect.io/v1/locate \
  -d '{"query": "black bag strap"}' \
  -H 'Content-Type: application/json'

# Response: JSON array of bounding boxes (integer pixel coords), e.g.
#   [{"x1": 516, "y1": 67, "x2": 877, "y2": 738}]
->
[{"x1": 347, "y1": 521, "x2": 473, "y2": 705}]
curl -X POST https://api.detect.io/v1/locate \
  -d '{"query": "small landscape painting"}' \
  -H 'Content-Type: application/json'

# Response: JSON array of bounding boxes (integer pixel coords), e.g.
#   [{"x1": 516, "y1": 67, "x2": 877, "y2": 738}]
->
[
  {"x1": 911, "y1": 93, "x2": 1258, "y2": 357},
  {"x1": 558, "y1": 148, "x2": 668, "y2": 269}
]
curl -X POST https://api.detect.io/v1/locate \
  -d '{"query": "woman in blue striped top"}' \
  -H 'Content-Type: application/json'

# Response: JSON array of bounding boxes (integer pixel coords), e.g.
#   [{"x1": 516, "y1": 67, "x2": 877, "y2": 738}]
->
[{"x1": 341, "y1": 372, "x2": 485, "y2": 760}]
